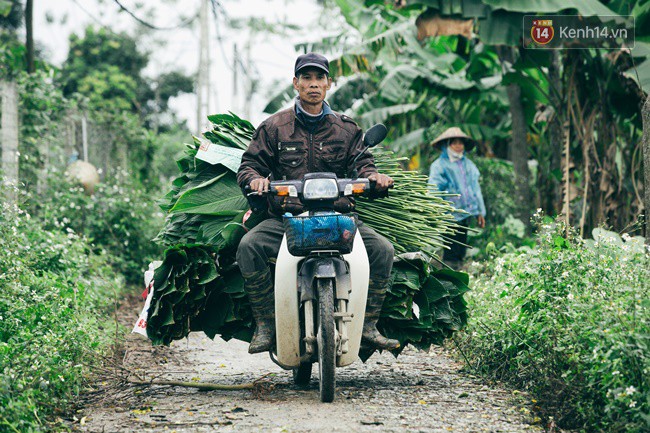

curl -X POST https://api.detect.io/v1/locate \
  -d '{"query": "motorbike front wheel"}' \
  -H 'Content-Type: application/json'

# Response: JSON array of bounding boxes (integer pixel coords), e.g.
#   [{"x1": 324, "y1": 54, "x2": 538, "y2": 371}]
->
[{"x1": 317, "y1": 278, "x2": 336, "y2": 402}]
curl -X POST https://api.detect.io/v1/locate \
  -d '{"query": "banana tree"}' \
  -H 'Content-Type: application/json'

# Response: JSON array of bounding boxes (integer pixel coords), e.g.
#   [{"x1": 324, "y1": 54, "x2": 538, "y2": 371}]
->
[
  {"x1": 265, "y1": 0, "x2": 649, "y2": 234},
  {"x1": 326, "y1": 0, "x2": 649, "y2": 234},
  {"x1": 267, "y1": 1, "x2": 509, "y2": 163}
]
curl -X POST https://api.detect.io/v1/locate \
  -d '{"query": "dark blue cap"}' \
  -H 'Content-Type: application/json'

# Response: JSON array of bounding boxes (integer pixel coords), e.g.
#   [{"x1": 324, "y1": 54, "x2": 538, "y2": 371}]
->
[{"x1": 294, "y1": 52, "x2": 329, "y2": 76}]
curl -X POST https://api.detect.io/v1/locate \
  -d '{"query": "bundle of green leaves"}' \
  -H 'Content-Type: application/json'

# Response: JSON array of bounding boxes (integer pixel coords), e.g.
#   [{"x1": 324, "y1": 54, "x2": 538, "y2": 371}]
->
[
  {"x1": 147, "y1": 113, "x2": 467, "y2": 353},
  {"x1": 372, "y1": 252, "x2": 468, "y2": 358}
]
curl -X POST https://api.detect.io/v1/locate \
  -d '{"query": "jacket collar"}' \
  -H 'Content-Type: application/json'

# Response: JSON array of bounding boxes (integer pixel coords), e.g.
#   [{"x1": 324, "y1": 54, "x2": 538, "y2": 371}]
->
[{"x1": 291, "y1": 99, "x2": 337, "y2": 135}]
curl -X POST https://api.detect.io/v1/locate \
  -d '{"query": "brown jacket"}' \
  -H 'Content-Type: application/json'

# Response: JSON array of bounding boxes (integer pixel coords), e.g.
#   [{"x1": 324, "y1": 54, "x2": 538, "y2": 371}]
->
[{"x1": 237, "y1": 106, "x2": 378, "y2": 216}]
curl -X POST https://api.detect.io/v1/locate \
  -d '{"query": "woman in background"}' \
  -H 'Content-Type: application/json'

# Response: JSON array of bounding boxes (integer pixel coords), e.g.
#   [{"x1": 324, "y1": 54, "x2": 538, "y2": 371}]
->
[{"x1": 428, "y1": 127, "x2": 486, "y2": 270}]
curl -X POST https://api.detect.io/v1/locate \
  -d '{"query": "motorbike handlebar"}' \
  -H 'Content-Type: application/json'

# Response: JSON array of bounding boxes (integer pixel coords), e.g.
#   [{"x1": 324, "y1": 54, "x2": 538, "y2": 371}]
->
[
  {"x1": 244, "y1": 184, "x2": 268, "y2": 213},
  {"x1": 245, "y1": 177, "x2": 392, "y2": 194},
  {"x1": 244, "y1": 176, "x2": 392, "y2": 210},
  {"x1": 366, "y1": 178, "x2": 392, "y2": 199}
]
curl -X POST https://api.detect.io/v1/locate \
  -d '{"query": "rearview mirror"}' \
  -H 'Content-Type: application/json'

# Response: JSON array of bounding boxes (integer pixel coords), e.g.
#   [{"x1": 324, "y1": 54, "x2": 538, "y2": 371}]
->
[{"x1": 363, "y1": 124, "x2": 387, "y2": 148}]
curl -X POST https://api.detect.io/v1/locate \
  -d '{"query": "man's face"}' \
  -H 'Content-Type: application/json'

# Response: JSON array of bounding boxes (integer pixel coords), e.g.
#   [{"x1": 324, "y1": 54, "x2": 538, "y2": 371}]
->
[{"x1": 293, "y1": 67, "x2": 332, "y2": 106}]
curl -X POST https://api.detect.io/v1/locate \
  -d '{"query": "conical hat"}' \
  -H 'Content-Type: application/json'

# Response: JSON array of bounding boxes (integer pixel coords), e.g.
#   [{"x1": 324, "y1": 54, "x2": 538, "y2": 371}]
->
[{"x1": 431, "y1": 127, "x2": 477, "y2": 151}]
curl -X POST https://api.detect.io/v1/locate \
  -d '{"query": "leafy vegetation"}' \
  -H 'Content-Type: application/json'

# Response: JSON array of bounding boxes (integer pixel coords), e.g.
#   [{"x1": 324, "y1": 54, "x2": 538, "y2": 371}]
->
[
  {"x1": 465, "y1": 156, "x2": 535, "y2": 260},
  {"x1": 458, "y1": 217, "x2": 650, "y2": 431},
  {"x1": 30, "y1": 169, "x2": 164, "y2": 285},
  {"x1": 0, "y1": 12, "x2": 175, "y2": 430},
  {"x1": 59, "y1": 26, "x2": 193, "y2": 129},
  {"x1": 0, "y1": 189, "x2": 124, "y2": 432},
  {"x1": 16, "y1": 69, "x2": 73, "y2": 192},
  {"x1": 293, "y1": 0, "x2": 650, "y2": 236}
]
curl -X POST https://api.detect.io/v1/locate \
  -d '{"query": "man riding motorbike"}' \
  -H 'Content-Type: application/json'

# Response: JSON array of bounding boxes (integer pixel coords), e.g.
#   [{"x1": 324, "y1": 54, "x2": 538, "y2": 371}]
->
[{"x1": 236, "y1": 52, "x2": 400, "y2": 354}]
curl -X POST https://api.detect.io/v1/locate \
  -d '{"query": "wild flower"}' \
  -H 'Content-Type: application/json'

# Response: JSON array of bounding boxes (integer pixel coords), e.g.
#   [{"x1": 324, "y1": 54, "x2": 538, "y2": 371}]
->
[{"x1": 463, "y1": 223, "x2": 649, "y2": 431}]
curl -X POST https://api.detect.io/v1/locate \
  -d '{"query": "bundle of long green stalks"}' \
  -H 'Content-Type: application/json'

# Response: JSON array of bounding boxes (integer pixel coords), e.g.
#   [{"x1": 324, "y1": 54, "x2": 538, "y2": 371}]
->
[
  {"x1": 146, "y1": 113, "x2": 468, "y2": 355},
  {"x1": 358, "y1": 149, "x2": 458, "y2": 256}
]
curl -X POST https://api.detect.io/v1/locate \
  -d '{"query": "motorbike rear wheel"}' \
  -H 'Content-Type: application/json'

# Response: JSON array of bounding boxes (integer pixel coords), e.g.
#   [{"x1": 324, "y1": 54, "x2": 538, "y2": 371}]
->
[{"x1": 317, "y1": 278, "x2": 336, "y2": 402}]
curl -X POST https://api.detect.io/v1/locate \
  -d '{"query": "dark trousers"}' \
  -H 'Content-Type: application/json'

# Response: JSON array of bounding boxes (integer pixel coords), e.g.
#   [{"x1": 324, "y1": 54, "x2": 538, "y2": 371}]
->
[
  {"x1": 444, "y1": 217, "x2": 470, "y2": 262},
  {"x1": 236, "y1": 217, "x2": 395, "y2": 280}
]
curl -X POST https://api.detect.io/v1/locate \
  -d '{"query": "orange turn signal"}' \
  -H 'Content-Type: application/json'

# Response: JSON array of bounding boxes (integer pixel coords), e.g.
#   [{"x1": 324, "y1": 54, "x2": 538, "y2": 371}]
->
[
  {"x1": 351, "y1": 183, "x2": 367, "y2": 194},
  {"x1": 273, "y1": 185, "x2": 298, "y2": 197}
]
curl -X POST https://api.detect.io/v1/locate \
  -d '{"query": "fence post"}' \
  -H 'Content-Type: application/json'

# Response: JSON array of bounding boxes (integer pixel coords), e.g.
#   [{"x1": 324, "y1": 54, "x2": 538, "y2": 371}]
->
[
  {"x1": 82, "y1": 114, "x2": 89, "y2": 162},
  {"x1": 1, "y1": 80, "x2": 20, "y2": 202}
]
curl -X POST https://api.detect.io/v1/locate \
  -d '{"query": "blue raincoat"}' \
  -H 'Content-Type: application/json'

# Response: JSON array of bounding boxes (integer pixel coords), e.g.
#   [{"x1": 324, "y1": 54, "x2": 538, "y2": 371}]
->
[{"x1": 428, "y1": 146, "x2": 486, "y2": 222}]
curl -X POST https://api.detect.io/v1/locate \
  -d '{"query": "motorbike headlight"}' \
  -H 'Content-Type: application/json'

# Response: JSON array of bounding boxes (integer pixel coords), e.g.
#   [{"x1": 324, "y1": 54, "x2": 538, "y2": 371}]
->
[{"x1": 303, "y1": 178, "x2": 339, "y2": 200}]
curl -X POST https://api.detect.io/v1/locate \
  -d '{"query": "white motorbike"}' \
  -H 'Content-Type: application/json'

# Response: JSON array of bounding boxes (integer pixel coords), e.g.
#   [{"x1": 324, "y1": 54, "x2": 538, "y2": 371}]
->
[{"x1": 252, "y1": 124, "x2": 388, "y2": 402}]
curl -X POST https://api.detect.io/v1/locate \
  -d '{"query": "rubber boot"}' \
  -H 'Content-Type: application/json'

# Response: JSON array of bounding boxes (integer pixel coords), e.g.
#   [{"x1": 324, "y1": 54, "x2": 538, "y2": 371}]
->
[
  {"x1": 362, "y1": 276, "x2": 400, "y2": 350},
  {"x1": 243, "y1": 270, "x2": 275, "y2": 354}
]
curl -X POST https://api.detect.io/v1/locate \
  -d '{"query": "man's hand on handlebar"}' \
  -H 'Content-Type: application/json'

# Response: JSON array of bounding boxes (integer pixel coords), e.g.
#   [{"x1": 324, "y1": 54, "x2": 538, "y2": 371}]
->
[
  {"x1": 367, "y1": 173, "x2": 394, "y2": 191},
  {"x1": 249, "y1": 176, "x2": 270, "y2": 195}
]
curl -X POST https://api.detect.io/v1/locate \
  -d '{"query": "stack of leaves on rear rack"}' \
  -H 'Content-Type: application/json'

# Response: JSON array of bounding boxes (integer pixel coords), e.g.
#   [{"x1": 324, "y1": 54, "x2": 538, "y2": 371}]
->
[
  {"x1": 375, "y1": 253, "x2": 469, "y2": 358},
  {"x1": 147, "y1": 112, "x2": 468, "y2": 355}
]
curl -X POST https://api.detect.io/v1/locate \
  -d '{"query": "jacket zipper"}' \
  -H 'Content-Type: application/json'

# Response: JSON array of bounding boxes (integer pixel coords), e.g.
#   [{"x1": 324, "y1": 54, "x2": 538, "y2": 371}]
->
[{"x1": 308, "y1": 133, "x2": 314, "y2": 171}]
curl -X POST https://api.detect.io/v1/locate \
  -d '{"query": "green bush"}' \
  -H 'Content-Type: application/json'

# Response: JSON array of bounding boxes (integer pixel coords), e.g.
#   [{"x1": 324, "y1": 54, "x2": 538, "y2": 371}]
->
[
  {"x1": 473, "y1": 156, "x2": 518, "y2": 225},
  {"x1": 463, "y1": 157, "x2": 535, "y2": 260},
  {"x1": 0, "y1": 189, "x2": 123, "y2": 432},
  {"x1": 466, "y1": 215, "x2": 536, "y2": 261},
  {"x1": 29, "y1": 169, "x2": 164, "y2": 285},
  {"x1": 459, "y1": 216, "x2": 650, "y2": 431}
]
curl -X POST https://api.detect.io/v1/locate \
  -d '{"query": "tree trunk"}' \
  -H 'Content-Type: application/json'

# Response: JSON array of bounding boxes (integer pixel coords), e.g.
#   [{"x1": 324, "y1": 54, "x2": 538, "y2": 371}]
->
[
  {"x1": 1, "y1": 80, "x2": 20, "y2": 201},
  {"x1": 497, "y1": 46, "x2": 533, "y2": 227},
  {"x1": 26, "y1": 0, "x2": 34, "y2": 73},
  {"x1": 642, "y1": 95, "x2": 650, "y2": 244},
  {"x1": 508, "y1": 84, "x2": 533, "y2": 226},
  {"x1": 506, "y1": 83, "x2": 532, "y2": 227},
  {"x1": 548, "y1": 50, "x2": 563, "y2": 215}
]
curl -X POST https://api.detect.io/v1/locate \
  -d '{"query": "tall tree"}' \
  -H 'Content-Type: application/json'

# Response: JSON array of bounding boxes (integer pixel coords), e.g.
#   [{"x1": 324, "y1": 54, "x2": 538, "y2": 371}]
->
[
  {"x1": 0, "y1": 0, "x2": 22, "y2": 30},
  {"x1": 24, "y1": 0, "x2": 32, "y2": 72},
  {"x1": 546, "y1": 50, "x2": 563, "y2": 215},
  {"x1": 60, "y1": 26, "x2": 193, "y2": 129},
  {"x1": 498, "y1": 46, "x2": 532, "y2": 226},
  {"x1": 1, "y1": 0, "x2": 22, "y2": 200},
  {"x1": 642, "y1": 94, "x2": 650, "y2": 245}
]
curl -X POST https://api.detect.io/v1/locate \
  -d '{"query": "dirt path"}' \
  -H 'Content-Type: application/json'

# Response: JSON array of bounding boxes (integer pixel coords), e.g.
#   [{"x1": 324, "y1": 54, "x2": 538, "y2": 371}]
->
[{"x1": 73, "y1": 299, "x2": 544, "y2": 433}]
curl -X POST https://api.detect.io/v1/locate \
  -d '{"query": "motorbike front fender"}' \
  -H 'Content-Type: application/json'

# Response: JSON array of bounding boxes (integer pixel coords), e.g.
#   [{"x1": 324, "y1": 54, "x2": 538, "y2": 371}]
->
[
  {"x1": 298, "y1": 258, "x2": 351, "y2": 303},
  {"x1": 274, "y1": 231, "x2": 370, "y2": 368}
]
